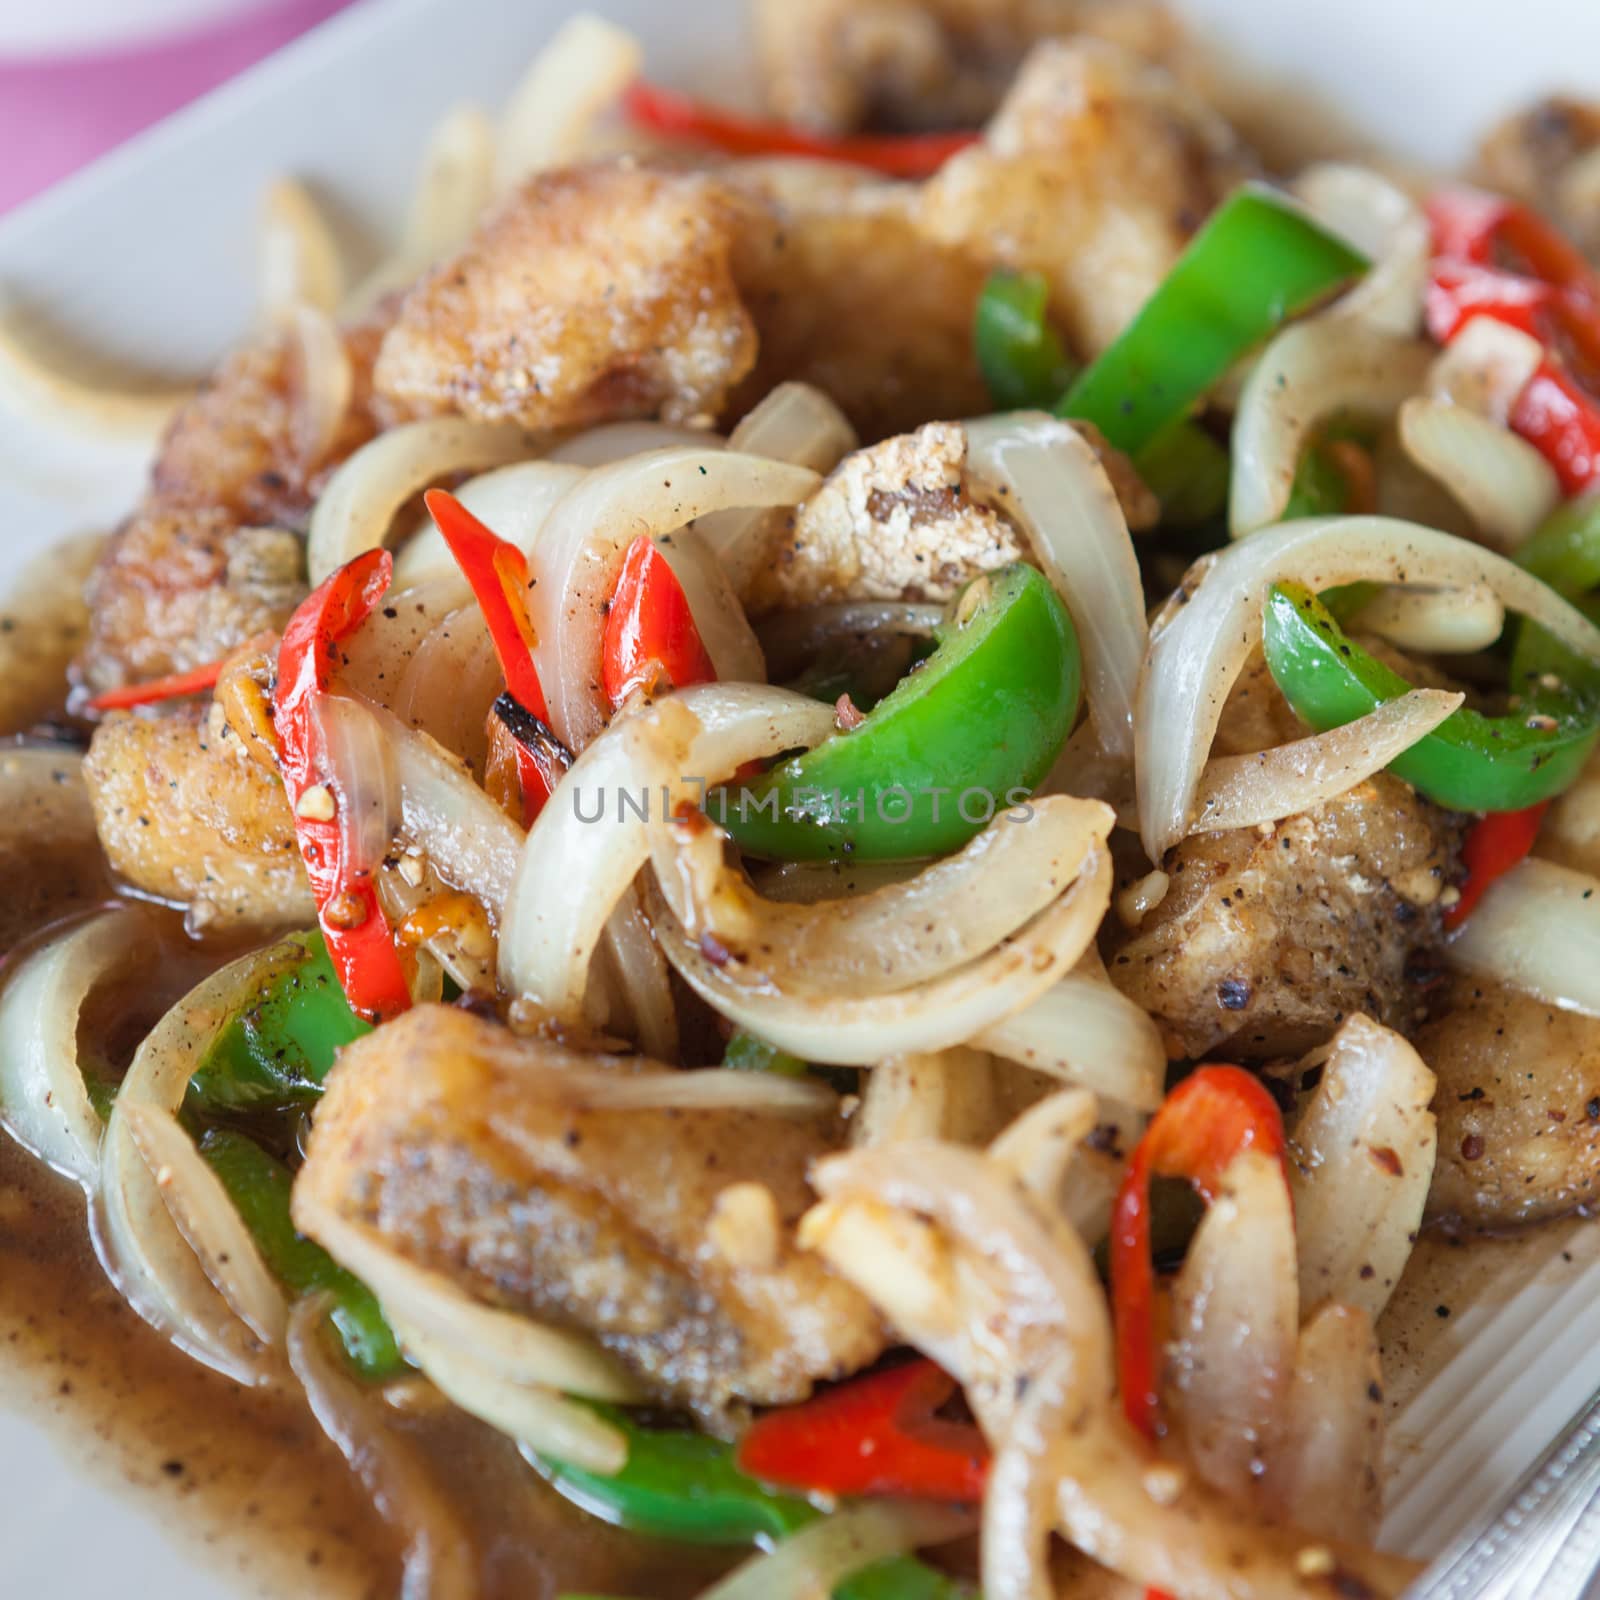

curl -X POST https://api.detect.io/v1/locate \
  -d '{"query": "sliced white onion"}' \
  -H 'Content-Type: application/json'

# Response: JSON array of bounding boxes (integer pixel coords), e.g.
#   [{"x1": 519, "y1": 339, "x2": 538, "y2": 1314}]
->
[
  {"x1": 365, "y1": 701, "x2": 525, "y2": 919},
  {"x1": 494, "y1": 13, "x2": 643, "y2": 188},
  {"x1": 1295, "y1": 163, "x2": 1429, "y2": 335},
  {"x1": 545, "y1": 420, "x2": 721, "y2": 466},
  {"x1": 306, "y1": 417, "x2": 533, "y2": 584},
  {"x1": 1397, "y1": 396, "x2": 1560, "y2": 551},
  {"x1": 1168, "y1": 1149, "x2": 1298, "y2": 1503},
  {"x1": 525, "y1": 447, "x2": 819, "y2": 751},
  {"x1": 1229, "y1": 321, "x2": 1434, "y2": 538},
  {"x1": 391, "y1": 458, "x2": 585, "y2": 591},
  {"x1": 1448, "y1": 855, "x2": 1600, "y2": 1016},
  {"x1": 284, "y1": 304, "x2": 353, "y2": 472},
  {"x1": 1136, "y1": 515, "x2": 1600, "y2": 859},
  {"x1": 317, "y1": 693, "x2": 401, "y2": 880},
  {"x1": 974, "y1": 961, "x2": 1169, "y2": 1113},
  {"x1": 499, "y1": 682, "x2": 832, "y2": 1020},
  {"x1": 0, "y1": 910, "x2": 141, "y2": 1184},
  {"x1": 986, "y1": 1086, "x2": 1101, "y2": 1207},
  {"x1": 652, "y1": 528, "x2": 766, "y2": 683},
  {"x1": 1426, "y1": 317, "x2": 1546, "y2": 424},
  {"x1": 699, "y1": 383, "x2": 860, "y2": 598},
  {"x1": 390, "y1": 604, "x2": 502, "y2": 771},
  {"x1": 701, "y1": 1501, "x2": 976, "y2": 1600},
  {"x1": 1188, "y1": 688, "x2": 1462, "y2": 835},
  {"x1": 965, "y1": 412, "x2": 1147, "y2": 759},
  {"x1": 0, "y1": 309, "x2": 190, "y2": 448},
  {"x1": 396, "y1": 1315, "x2": 626, "y2": 1473},
  {"x1": 258, "y1": 178, "x2": 343, "y2": 323},
  {"x1": 652, "y1": 826, "x2": 1111, "y2": 1065},
  {"x1": 1269, "y1": 1303, "x2": 1384, "y2": 1544},
  {"x1": 95, "y1": 945, "x2": 293, "y2": 1384},
  {"x1": 287, "y1": 1297, "x2": 478, "y2": 1599},
  {"x1": 119, "y1": 1100, "x2": 286, "y2": 1345},
  {"x1": 1290, "y1": 1013, "x2": 1436, "y2": 1324},
  {"x1": 546, "y1": 1067, "x2": 836, "y2": 1115},
  {"x1": 1348, "y1": 582, "x2": 1505, "y2": 653},
  {"x1": 599, "y1": 888, "x2": 678, "y2": 1062},
  {"x1": 851, "y1": 1048, "x2": 999, "y2": 1149},
  {"x1": 291, "y1": 1194, "x2": 638, "y2": 1403}
]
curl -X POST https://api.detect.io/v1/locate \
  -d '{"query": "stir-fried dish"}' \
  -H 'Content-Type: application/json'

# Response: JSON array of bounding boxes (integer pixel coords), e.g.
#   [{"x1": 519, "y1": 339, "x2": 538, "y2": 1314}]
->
[{"x1": 11, "y1": 4, "x2": 1600, "y2": 1596}]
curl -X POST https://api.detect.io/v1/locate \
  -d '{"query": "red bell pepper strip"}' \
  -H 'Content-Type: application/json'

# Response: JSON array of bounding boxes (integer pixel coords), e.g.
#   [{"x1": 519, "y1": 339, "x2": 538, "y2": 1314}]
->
[
  {"x1": 423, "y1": 488, "x2": 557, "y2": 825},
  {"x1": 621, "y1": 80, "x2": 977, "y2": 179},
  {"x1": 86, "y1": 657, "x2": 227, "y2": 713},
  {"x1": 736, "y1": 1358, "x2": 988, "y2": 1503},
  {"x1": 275, "y1": 549, "x2": 412, "y2": 1025},
  {"x1": 601, "y1": 534, "x2": 718, "y2": 709},
  {"x1": 1444, "y1": 802, "x2": 1550, "y2": 931},
  {"x1": 1110, "y1": 1066, "x2": 1289, "y2": 1445},
  {"x1": 1511, "y1": 361, "x2": 1600, "y2": 497}
]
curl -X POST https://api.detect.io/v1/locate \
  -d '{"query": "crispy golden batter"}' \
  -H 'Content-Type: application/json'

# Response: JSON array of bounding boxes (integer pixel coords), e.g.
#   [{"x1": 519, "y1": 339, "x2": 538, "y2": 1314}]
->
[
  {"x1": 374, "y1": 164, "x2": 759, "y2": 431},
  {"x1": 754, "y1": 0, "x2": 1178, "y2": 133},
  {"x1": 79, "y1": 315, "x2": 390, "y2": 694},
  {"x1": 919, "y1": 40, "x2": 1249, "y2": 357},
  {"x1": 1419, "y1": 974, "x2": 1600, "y2": 1228},
  {"x1": 295, "y1": 1006, "x2": 884, "y2": 1424},
  {"x1": 82, "y1": 704, "x2": 312, "y2": 934}
]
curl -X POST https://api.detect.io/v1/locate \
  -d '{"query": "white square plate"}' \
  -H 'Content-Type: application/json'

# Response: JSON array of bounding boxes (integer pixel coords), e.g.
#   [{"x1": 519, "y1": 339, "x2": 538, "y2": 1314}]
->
[{"x1": 2, "y1": 0, "x2": 1599, "y2": 1593}]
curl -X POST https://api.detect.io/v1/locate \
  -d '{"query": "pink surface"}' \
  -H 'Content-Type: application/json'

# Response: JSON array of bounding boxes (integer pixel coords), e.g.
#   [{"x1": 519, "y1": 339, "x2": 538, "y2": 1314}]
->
[{"x1": 0, "y1": 0, "x2": 352, "y2": 214}]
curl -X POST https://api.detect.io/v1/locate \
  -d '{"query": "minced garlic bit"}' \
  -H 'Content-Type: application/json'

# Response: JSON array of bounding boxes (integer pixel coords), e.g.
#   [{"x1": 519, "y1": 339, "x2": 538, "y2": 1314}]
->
[
  {"x1": 397, "y1": 852, "x2": 426, "y2": 887},
  {"x1": 1116, "y1": 868, "x2": 1171, "y2": 930},
  {"x1": 1141, "y1": 1463, "x2": 1186, "y2": 1506},
  {"x1": 708, "y1": 1181, "x2": 782, "y2": 1272},
  {"x1": 295, "y1": 783, "x2": 336, "y2": 821}
]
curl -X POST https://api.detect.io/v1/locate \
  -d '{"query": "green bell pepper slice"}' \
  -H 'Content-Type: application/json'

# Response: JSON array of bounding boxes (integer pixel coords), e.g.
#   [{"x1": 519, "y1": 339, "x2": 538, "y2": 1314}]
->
[
  {"x1": 973, "y1": 269, "x2": 1076, "y2": 411},
  {"x1": 717, "y1": 563, "x2": 1080, "y2": 861},
  {"x1": 1513, "y1": 492, "x2": 1600, "y2": 597},
  {"x1": 1059, "y1": 185, "x2": 1368, "y2": 456},
  {"x1": 199, "y1": 1128, "x2": 403, "y2": 1379},
  {"x1": 187, "y1": 929, "x2": 370, "y2": 1112},
  {"x1": 721, "y1": 1029, "x2": 808, "y2": 1078},
  {"x1": 1262, "y1": 580, "x2": 1600, "y2": 811},
  {"x1": 540, "y1": 1406, "x2": 974, "y2": 1598}
]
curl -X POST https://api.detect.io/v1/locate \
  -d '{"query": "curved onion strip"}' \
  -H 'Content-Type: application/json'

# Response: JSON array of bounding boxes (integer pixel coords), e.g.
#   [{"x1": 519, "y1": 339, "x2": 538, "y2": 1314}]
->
[
  {"x1": 119, "y1": 1100, "x2": 287, "y2": 1345},
  {"x1": 1448, "y1": 855, "x2": 1600, "y2": 1015},
  {"x1": 986, "y1": 1087, "x2": 1101, "y2": 1207},
  {"x1": 397, "y1": 1316, "x2": 627, "y2": 1473},
  {"x1": 499, "y1": 683, "x2": 833, "y2": 1016},
  {"x1": 258, "y1": 178, "x2": 343, "y2": 322},
  {"x1": 318, "y1": 693, "x2": 401, "y2": 879},
  {"x1": 0, "y1": 910, "x2": 140, "y2": 1183},
  {"x1": 391, "y1": 604, "x2": 502, "y2": 771},
  {"x1": 293, "y1": 1195, "x2": 638, "y2": 1402},
  {"x1": 1189, "y1": 688, "x2": 1462, "y2": 835},
  {"x1": 285, "y1": 305, "x2": 353, "y2": 471},
  {"x1": 601, "y1": 889, "x2": 678, "y2": 1062},
  {"x1": 1269, "y1": 1303, "x2": 1384, "y2": 1544},
  {"x1": 700, "y1": 1501, "x2": 976, "y2": 1600},
  {"x1": 338, "y1": 574, "x2": 465, "y2": 710},
  {"x1": 699, "y1": 383, "x2": 860, "y2": 597},
  {"x1": 1135, "y1": 515, "x2": 1600, "y2": 858},
  {"x1": 1348, "y1": 582, "x2": 1505, "y2": 653},
  {"x1": 1229, "y1": 322, "x2": 1434, "y2": 538},
  {"x1": 1296, "y1": 163, "x2": 1429, "y2": 335},
  {"x1": 1168, "y1": 1150, "x2": 1298, "y2": 1502},
  {"x1": 546, "y1": 421, "x2": 722, "y2": 466},
  {"x1": 287, "y1": 1297, "x2": 478, "y2": 1599},
  {"x1": 1290, "y1": 1014, "x2": 1436, "y2": 1323},
  {"x1": 974, "y1": 961, "x2": 1166, "y2": 1112},
  {"x1": 0, "y1": 311, "x2": 191, "y2": 447},
  {"x1": 851, "y1": 1048, "x2": 999, "y2": 1149},
  {"x1": 365, "y1": 702, "x2": 525, "y2": 919},
  {"x1": 306, "y1": 417, "x2": 533, "y2": 584},
  {"x1": 652, "y1": 833, "x2": 1111, "y2": 1065},
  {"x1": 965, "y1": 413, "x2": 1147, "y2": 759},
  {"x1": 494, "y1": 13, "x2": 642, "y2": 188},
  {"x1": 1426, "y1": 318, "x2": 1546, "y2": 424},
  {"x1": 984, "y1": 1350, "x2": 1073, "y2": 1600},
  {"x1": 525, "y1": 448, "x2": 820, "y2": 751},
  {"x1": 757, "y1": 602, "x2": 941, "y2": 681},
  {"x1": 1398, "y1": 396, "x2": 1560, "y2": 550},
  {"x1": 548, "y1": 1067, "x2": 836, "y2": 1115},
  {"x1": 347, "y1": 106, "x2": 495, "y2": 314},
  {"x1": 392, "y1": 459, "x2": 586, "y2": 591},
  {"x1": 654, "y1": 794, "x2": 1119, "y2": 1000},
  {"x1": 95, "y1": 945, "x2": 292, "y2": 1383},
  {"x1": 653, "y1": 529, "x2": 765, "y2": 683}
]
